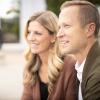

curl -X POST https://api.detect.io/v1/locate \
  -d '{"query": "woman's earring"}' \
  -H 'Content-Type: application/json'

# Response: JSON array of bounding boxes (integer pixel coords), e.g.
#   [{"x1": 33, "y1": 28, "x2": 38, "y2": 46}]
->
[{"x1": 51, "y1": 40, "x2": 55, "y2": 44}]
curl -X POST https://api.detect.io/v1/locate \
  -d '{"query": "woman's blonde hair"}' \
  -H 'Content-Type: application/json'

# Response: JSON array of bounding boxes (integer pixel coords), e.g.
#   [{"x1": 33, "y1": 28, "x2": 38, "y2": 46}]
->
[{"x1": 23, "y1": 11, "x2": 63, "y2": 93}]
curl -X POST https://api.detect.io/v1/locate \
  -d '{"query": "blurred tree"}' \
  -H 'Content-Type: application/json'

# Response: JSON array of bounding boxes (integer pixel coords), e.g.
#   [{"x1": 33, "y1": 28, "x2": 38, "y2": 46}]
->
[
  {"x1": 87, "y1": 0, "x2": 100, "y2": 5},
  {"x1": 1, "y1": 16, "x2": 19, "y2": 43},
  {"x1": 46, "y1": 0, "x2": 100, "y2": 16},
  {"x1": 46, "y1": 0, "x2": 70, "y2": 15}
]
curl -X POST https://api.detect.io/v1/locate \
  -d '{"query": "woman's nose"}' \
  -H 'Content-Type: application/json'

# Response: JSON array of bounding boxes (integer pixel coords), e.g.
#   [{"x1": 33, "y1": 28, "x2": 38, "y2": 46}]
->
[{"x1": 27, "y1": 32, "x2": 35, "y2": 41}]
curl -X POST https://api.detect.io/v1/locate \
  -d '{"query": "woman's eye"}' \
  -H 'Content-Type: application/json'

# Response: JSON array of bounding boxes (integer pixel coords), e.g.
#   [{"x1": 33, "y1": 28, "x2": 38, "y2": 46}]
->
[
  {"x1": 28, "y1": 31, "x2": 32, "y2": 34},
  {"x1": 28, "y1": 31, "x2": 42, "y2": 35}
]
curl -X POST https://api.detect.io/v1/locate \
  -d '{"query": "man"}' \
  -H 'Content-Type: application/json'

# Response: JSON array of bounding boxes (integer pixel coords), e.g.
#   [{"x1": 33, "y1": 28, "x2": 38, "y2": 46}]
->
[{"x1": 57, "y1": 1, "x2": 100, "y2": 100}]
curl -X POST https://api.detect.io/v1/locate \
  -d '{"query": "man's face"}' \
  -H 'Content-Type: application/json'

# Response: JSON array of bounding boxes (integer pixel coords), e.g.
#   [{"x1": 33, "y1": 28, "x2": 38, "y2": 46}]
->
[{"x1": 57, "y1": 6, "x2": 88, "y2": 56}]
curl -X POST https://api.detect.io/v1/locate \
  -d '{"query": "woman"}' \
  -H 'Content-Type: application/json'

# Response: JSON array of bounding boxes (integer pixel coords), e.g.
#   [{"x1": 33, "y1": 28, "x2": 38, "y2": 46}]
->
[{"x1": 21, "y1": 11, "x2": 77, "y2": 100}]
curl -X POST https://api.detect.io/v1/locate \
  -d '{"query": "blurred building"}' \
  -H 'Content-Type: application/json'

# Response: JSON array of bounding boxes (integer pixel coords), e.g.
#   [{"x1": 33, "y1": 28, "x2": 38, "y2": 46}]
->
[{"x1": 0, "y1": 0, "x2": 46, "y2": 51}]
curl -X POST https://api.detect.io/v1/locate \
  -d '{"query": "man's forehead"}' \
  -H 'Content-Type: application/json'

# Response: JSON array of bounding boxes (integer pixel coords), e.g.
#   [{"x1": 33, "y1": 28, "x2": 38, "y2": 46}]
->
[
  {"x1": 59, "y1": 6, "x2": 80, "y2": 20},
  {"x1": 60, "y1": 5, "x2": 80, "y2": 14}
]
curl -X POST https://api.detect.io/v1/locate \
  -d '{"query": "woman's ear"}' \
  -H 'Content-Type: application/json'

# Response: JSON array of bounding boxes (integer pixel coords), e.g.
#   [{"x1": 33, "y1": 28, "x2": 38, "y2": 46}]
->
[
  {"x1": 86, "y1": 23, "x2": 96, "y2": 37},
  {"x1": 51, "y1": 35, "x2": 56, "y2": 43}
]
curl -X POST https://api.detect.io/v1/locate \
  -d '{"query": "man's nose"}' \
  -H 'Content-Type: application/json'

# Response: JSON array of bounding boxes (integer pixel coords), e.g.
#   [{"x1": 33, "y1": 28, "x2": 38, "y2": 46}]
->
[{"x1": 57, "y1": 28, "x2": 64, "y2": 38}]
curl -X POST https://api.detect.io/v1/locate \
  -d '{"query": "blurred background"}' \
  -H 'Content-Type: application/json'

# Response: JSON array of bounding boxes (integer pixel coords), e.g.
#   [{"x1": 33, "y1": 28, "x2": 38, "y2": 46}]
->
[{"x1": 0, "y1": 0, "x2": 100, "y2": 100}]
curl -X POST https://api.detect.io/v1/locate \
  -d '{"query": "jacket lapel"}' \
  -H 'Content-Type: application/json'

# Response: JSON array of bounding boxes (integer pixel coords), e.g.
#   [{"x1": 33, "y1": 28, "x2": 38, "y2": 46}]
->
[{"x1": 81, "y1": 41, "x2": 99, "y2": 96}]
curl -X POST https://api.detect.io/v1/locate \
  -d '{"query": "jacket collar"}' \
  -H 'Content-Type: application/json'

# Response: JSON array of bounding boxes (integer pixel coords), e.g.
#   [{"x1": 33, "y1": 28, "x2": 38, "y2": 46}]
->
[{"x1": 81, "y1": 41, "x2": 100, "y2": 95}]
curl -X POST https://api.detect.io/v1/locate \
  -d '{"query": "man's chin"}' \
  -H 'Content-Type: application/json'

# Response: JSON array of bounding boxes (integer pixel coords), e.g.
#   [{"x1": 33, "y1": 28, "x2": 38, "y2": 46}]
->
[
  {"x1": 60, "y1": 50, "x2": 67, "y2": 56},
  {"x1": 60, "y1": 49, "x2": 71, "y2": 56}
]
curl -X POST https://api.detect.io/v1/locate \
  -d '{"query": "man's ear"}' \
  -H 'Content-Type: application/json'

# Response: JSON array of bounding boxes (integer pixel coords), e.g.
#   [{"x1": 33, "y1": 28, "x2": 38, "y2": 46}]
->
[{"x1": 85, "y1": 23, "x2": 96, "y2": 37}]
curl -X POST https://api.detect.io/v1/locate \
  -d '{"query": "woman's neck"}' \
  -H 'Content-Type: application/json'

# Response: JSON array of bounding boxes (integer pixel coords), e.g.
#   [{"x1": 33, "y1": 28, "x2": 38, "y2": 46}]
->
[
  {"x1": 39, "y1": 64, "x2": 48, "y2": 84},
  {"x1": 39, "y1": 51, "x2": 49, "y2": 65},
  {"x1": 38, "y1": 51, "x2": 49, "y2": 84}
]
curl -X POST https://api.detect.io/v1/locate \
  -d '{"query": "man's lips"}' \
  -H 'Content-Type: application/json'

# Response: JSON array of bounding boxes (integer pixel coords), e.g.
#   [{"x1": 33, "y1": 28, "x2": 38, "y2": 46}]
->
[{"x1": 59, "y1": 41, "x2": 69, "y2": 44}]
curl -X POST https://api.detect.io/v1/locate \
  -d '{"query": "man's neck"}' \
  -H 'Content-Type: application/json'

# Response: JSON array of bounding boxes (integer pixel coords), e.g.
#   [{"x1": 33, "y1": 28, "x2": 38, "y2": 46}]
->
[{"x1": 75, "y1": 39, "x2": 96, "y2": 64}]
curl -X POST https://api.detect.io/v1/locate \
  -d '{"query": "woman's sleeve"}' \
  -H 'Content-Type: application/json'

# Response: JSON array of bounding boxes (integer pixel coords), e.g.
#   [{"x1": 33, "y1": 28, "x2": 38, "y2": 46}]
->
[
  {"x1": 65, "y1": 68, "x2": 77, "y2": 100},
  {"x1": 21, "y1": 85, "x2": 33, "y2": 100},
  {"x1": 63, "y1": 56, "x2": 77, "y2": 100}
]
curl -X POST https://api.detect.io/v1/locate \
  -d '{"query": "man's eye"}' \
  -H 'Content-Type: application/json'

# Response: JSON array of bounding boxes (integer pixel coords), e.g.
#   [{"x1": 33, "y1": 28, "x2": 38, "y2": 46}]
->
[
  {"x1": 58, "y1": 26, "x2": 61, "y2": 30},
  {"x1": 35, "y1": 32, "x2": 42, "y2": 35},
  {"x1": 64, "y1": 24, "x2": 70, "y2": 28},
  {"x1": 27, "y1": 31, "x2": 30, "y2": 34}
]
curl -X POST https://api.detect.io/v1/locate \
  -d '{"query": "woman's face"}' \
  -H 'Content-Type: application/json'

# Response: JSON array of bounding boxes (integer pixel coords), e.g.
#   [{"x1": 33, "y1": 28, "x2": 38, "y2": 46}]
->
[{"x1": 27, "y1": 21, "x2": 54, "y2": 55}]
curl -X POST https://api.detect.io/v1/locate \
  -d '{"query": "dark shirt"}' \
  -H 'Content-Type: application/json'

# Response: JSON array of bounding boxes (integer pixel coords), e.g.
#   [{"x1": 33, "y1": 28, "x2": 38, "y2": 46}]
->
[{"x1": 40, "y1": 80, "x2": 48, "y2": 100}]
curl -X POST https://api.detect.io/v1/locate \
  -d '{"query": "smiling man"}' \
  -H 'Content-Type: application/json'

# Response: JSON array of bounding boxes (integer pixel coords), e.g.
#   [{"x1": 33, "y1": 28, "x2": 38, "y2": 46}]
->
[{"x1": 57, "y1": 1, "x2": 100, "y2": 100}]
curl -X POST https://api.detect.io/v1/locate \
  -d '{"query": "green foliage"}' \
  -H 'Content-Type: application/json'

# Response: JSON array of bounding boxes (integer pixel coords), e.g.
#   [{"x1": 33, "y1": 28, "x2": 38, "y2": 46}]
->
[
  {"x1": 1, "y1": 17, "x2": 19, "y2": 37},
  {"x1": 88, "y1": 0, "x2": 100, "y2": 5},
  {"x1": 46, "y1": 0, "x2": 70, "y2": 15},
  {"x1": 1, "y1": 17, "x2": 19, "y2": 43},
  {"x1": 46, "y1": 0, "x2": 100, "y2": 16}
]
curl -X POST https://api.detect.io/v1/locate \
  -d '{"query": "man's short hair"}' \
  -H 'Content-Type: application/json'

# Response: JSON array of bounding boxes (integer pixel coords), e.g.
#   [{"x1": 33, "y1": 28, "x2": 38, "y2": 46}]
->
[{"x1": 60, "y1": 1, "x2": 100, "y2": 37}]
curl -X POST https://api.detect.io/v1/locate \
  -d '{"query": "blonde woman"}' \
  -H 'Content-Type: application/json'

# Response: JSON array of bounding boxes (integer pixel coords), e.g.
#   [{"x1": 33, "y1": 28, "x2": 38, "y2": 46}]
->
[{"x1": 21, "y1": 11, "x2": 77, "y2": 100}]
